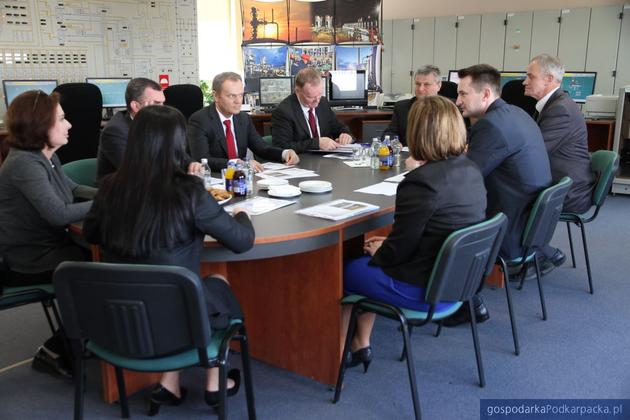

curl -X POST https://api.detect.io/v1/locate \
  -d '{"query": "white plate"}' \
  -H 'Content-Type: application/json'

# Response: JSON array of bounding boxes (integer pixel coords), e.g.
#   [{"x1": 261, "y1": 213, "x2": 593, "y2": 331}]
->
[
  {"x1": 218, "y1": 196, "x2": 232, "y2": 205},
  {"x1": 299, "y1": 180, "x2": 333, "y2": 193},
  {"x1": 257, "y1": 178, "x2": 289, "y2": 190},
  {"x1": 268, "y1": 185, "x2": 302, "y2": 198}
]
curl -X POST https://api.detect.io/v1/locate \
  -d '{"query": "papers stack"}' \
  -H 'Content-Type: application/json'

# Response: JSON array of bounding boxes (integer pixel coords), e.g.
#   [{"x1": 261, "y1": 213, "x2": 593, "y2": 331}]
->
[
  {"x1": 224, "y1": 196, "x2": 295, "y2": 216},
  {"x1": 256, "y1": 167, "x2": 319, "y2": 180},
  {"x1": 295, "y1": 199, "x2": 379, "y2": 221}
]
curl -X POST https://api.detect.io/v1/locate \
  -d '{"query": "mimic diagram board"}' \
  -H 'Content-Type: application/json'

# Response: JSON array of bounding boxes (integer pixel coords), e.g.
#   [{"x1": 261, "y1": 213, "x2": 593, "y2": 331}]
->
[{"x1": 0, "y1": 0, "x2": 198, "y2": 116}]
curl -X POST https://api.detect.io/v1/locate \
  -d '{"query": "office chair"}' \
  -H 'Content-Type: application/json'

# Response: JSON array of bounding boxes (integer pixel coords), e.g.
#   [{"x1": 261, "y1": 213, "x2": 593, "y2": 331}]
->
[
  {"x1": 164, "y1": 84, "x2": 204, "y2": 121},
  {"x1": 53, "y1": 83, "x2": 103, "y2": 164},
  {"x1": 501, "y1": 80, "x2": 537, "y2": 118},
  {"x1": 560, "y1": 150, "x2": 619, "y2": 294},
  {"x1": 501, "y1": 177, "x2": 573, "y2": 321},
  {"x1": 62, "y1": 158, "x2": 97, "y2": 187},
  {"x1": 333, "y1": 213, "x2": 508, "y2": 420},
  {"x1": 53, "y1": 261, "x2": 256, "y2": 420},
  {"x1": 438, "y1": 80, "x2": 458, "y2": 101}
]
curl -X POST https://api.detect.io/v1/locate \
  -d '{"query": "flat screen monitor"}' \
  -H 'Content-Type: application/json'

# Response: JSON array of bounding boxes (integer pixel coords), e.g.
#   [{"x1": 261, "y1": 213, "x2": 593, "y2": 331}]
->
[
  {"x1": 328, "y1": 70, "x2": 367, "y2": 108},
  {"x1": 2, "y1": 79, "x2": 58, "y2": 108},
  {"x1": 86, "y1": 77, "x2": 131, "y2": 108},
  {"x1": 258, "y1": 77, "x2": 292, "y2": 108},
  {"x1": 500, "y1": 71, "x2": 527, "y2": 88},
  {"x1": 447, "y1": 70, "x2": 460, "y2": 84},
  {"x1": 561, "y1": 72, "x2": 596, "y2": 103}
]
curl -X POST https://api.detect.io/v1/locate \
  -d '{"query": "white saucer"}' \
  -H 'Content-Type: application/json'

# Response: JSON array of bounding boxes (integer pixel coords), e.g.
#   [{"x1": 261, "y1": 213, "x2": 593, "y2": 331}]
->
[
  {"x1": 217, "y1": 196, "x2": 232, "y2": 205},
  {"x1": 268, "y1": 185, "x2": 302, "y2": 198},
  {"x1": 299, "y1": 180, "x2": 333, "y2": 193},
  {"x1": 257, "y1": 178, "x2": 289, "y2": 190}
]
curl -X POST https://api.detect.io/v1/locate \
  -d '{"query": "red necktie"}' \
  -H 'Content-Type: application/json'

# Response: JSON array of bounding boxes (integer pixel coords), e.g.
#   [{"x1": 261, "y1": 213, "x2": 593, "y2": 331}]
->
[
  {"x1": 308, "y1": 108, "x2": 319, "y2": 139},
  {"x1": 223, "y1": 119, "x2": 238, "y2": 160}
]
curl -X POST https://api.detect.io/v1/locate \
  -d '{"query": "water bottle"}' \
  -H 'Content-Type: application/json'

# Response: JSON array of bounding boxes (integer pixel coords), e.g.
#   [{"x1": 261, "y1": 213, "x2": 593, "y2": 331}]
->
[
  {"x1": 200, "y1": 158, "x2": 212, "y2": 191},
  {"x1": 391, "y1": 136, "x2": 402, "y2": 168},
  {"x1": 370, "y1": 138, "x2": 381, "y2": 170},
  {"x1": 378, "y1": 139, "x2": 391, "y2": 170},
  {"x1": 244, "y1": 159, "x2": 254, "y2": 197}
]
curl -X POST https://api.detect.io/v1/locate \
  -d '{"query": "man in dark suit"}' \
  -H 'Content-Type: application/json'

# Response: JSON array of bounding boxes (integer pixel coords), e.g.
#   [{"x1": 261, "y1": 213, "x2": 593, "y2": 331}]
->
[
  {"x1": 271, "y1": 67, "x2": 352, "y2": 153},
  {"x1": 188, "y1": 72, "x2": 299, "y2": 172},
  {"x1": 97, "y1": 78, "x2": 172, "y2": 180},
  {"x1": 383, "y1": 65, "x2": 442, "y2": 145},
  {"x1": 524, "y1": 54, "x2": 595, "y2": 271},
  {"x1": 444, "y1": 64, "x2": 552, "y2": 327}
]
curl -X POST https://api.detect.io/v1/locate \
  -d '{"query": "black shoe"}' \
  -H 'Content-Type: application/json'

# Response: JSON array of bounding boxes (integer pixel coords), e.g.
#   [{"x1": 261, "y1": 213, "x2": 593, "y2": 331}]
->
[
  {"x1": 31, "y1": 347, "x2": 72, "y2": 378},
  {"x1": 147, "y1": 384, "x2": 187, "y2": 416},
  {"x1": 442, "y1": 300, "x2": 490, "y2": 327},
  {"x1": 344, "y1": 346, "x2": 372, "y2": 373},
  {"x1": 204, "y1": 369, "x2": 241, "y2": 408},
  {"x1": 549, "y1": 249, "x2": 566, "y2": 267}
]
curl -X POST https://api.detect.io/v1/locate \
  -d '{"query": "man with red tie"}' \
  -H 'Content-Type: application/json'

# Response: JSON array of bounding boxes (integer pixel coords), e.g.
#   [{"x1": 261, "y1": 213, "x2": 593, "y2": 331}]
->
[
  {"x1": 188, "y1": 72, "x2": 299, "y2": 172},
  {"x1": 272, "y1": 67, "x2": 353, "y2": 153}
]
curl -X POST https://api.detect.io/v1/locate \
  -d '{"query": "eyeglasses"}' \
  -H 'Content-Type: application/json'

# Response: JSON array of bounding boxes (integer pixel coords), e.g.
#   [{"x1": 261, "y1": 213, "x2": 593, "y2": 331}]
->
[{"x1": 32, "y1": 90, "x2": 42, "y2": 112}]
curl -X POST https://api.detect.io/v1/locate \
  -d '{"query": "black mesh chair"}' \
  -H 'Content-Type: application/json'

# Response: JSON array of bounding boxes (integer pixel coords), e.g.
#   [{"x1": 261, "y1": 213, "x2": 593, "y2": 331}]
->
[
  {"x1": 501, "y1": 177, "x2": 573, "y2": 321},
  {"x1": 164, "y1": 84, "x2": 204, "y2": 121},
  {"x1": 53, "y1": 261, "x2": 256, "y2": 420},
  {"x1": 560, "y1": 151, "x2": 620, "y2": 294},
  {"x1": 438, "y1": 80, "x2": 458, "y2": 101},
  {"x1": 501, "y1": 79, "x2": 537, "y2": 118},
  {"x1": 53, "y1": 83, "x2": 103, "y2": 164},
  {"x1": 333, "y1": 213, "x2": 508, "y2": 420}
]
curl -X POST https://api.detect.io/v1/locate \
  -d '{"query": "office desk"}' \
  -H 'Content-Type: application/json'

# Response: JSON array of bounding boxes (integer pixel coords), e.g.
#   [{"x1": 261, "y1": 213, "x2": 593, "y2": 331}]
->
[
  {"x1": 249, "y1": 109, "x2": 393, "y2": 140},
  {"x1": 585, "y1": 119, "x2": 615, "y2": 152}
]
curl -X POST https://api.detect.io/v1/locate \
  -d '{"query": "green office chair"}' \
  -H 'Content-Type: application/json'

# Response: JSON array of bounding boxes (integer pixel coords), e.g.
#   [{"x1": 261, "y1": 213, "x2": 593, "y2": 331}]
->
[
  {"x1": 53, "y1": 261, "x2": 256, "y2": 420},
  {"x1": 560, "y1": 150, "x2": 619, "y2": 294},
  {"x1": 333, "y1": 213, "x2": 508, "y2": 420},
  {"x1": 62, "y1": 158, "x2": 97, "y2": 187},
  {"x1": 502, "y1": 177, "x2": 573, "y2": 321}
]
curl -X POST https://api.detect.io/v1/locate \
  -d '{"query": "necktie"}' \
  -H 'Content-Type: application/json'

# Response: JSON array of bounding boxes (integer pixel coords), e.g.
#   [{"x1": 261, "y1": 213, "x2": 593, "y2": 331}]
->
[
  {"x1": 308, "y1": 108, "x2": 319, "y2": 139},
  {"x1": 223, "y1": 119, "x2": 238, "y2": 160},
  {"x1": 533, "y1": 110, "x2": 540, "y2": 123}
]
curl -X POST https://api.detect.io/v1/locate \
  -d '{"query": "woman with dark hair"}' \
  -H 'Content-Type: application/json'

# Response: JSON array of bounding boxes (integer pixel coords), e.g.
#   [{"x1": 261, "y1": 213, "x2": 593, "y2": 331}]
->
[
  {"x1": 0, "y1": 90, "x2": 96, "y2": 376},
  {"x1": 83, "y1": 105, "x2": 255, "y2": 415},
  {"x1": 341, "y1": 96, "x2": 487, "y2": 371}
]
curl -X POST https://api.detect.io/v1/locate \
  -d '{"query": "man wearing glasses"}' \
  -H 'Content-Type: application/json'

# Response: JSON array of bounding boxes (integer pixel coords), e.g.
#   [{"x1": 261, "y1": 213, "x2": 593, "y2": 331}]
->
[{"x1": 188, "y1": 72, "x2": 299, "y2": 172}]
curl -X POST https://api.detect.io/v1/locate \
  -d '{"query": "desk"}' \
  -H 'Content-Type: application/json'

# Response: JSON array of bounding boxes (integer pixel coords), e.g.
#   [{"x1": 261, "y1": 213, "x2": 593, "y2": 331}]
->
[
  {"x1": 250, "y1": 110, "x2": 393, "y2": 140},
  {"x1": 585, "y1": 119, "x2": 615, "y2": 152}
]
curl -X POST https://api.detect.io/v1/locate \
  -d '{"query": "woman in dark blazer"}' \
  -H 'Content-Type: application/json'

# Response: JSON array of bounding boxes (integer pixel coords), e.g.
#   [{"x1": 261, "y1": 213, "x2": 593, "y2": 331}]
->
[
  {"x1": 84, "y1": 105, "x2": 255, "y2": 415},
  {"x1": 342, "y1": 96, "x2": 487, "y2": 370}
]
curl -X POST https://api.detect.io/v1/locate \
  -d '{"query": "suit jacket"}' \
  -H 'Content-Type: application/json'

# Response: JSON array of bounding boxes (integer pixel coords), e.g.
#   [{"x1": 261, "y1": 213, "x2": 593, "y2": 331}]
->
[
  {"x1": 271, "y1": 93, "x2": 351, "y2": 153},
  {"x1": 370, "y1": 155, "x2": 487, "y2": 287},
  {"x1": 467, "y1": 98, "x2": 552, "y2": 260},
  {"x1": 538, "y1": 89, "x2": 594, "y2": 213},
  {"x1": 383, "y1": 97, "x2": 415, "y2": 146},
  {"x1": 96, "y1": 111, "x2": 132, "y2": 180},
  {"x1": 188, "y1": 103, "x2": 284, "y2": 171}
]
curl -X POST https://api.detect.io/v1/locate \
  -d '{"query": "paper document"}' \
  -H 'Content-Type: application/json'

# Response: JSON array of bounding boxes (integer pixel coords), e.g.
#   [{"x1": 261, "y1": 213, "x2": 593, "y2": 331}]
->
[
  {"x1": 383, "y1": 171, "x2": 409, "y2": 183},
  {"x1": 355, "y1": 182, "x2": 398, "y2": 196},
  {"x1": 256, "y1": 168, "x2": 318, "y2": 180},
  {"x1": 223, "y1": 196, "x2": 295, "y2": 216},
  {"x1": 295, "y1": 199, "x2": 379, "y2": 221},
  {"x1": 323, "y1": 153, "x2": 352, "y2": 160},
  {"x1": 261, "y1": 162, "x2": 295, "y2": 171},
  {"x1": 343, "y1": 160, "x2": 371, "y2": 168}
]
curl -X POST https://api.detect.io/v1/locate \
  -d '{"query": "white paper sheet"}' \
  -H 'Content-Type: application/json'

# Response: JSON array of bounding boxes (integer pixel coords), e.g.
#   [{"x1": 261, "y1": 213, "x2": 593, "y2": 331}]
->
[
  {"x1": 223, "y1": 196, "x2": 295, "y2": 216},
  {"x1": 383, "y1": 171, "x2": 409, "y2": 183},
  {"x1": 354, "y1": 182, "x2": 399, "y2": 196},
  {"x1": 295, "y1": 199, "x2": 379, "y2": 221}
]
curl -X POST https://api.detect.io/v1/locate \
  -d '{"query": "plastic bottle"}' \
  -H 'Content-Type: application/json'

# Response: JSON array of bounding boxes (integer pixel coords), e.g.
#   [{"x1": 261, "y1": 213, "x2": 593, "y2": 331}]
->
[
  {"x1": 390, "y1": 136, "x2": 402, "y2": 168},
  {"x1": 200, "y1": 158, "x2": 212, "y2": 191},
  {"x1": 378, "y1": 137, "x2": 391, "y2": 170},
  {"x1": 224, "y1": 162, "x2": 236, "y2": 193},
  {"x1": 370, "y1": 138, "x2": 381, "y2": 170},
  {"x1": 244, "y1": 159, "x2": 254, "y2": 197},
  {"x1": 232, "y1": 162, "x2": 248, "y2": 197}
]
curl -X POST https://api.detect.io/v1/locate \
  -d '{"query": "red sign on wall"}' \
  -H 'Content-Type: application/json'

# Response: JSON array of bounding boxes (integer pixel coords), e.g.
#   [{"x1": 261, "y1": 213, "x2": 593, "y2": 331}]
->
[{"x1": 159, "y1": 74, "x2": 170, "y2": 89}]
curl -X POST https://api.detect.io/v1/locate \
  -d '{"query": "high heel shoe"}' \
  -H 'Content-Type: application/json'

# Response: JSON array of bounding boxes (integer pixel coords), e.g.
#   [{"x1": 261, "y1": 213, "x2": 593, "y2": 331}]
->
[
  {"x1": 345, "y1": 346, "x2": 372, "y2": 373},
  {"x1": 147, "y1": 384, "x2": 187, "y2": 416},
  {"x1": 204, "y1": 369, "x2": 241, "y2": 408}
]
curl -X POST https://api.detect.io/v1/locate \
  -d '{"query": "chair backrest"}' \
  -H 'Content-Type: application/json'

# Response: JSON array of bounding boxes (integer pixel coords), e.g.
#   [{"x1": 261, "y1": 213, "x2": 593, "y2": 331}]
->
[
  {"x1": 62, "y1": 158, "x2": 97, "y2": 187},
  {"x1": 53, "y1": 83, "x2": 103, "y2": 164},
  {"x1": 261, "y1": 135, "x2": 272, "y2": 145},
  {"x1": 590, "y1": 150, "x2": 619, "y2": 207},
  {"x1": 500, "y1": 79, "x2": 537, "y2": 117},
  {"x1": 164, "y1": 84, "x2": 204, "y2": 121},
  {"x1": 438, "y1": 81, "x2": 458, "y2": 101},
  {"x1": 425, "y1": 213, "x2": 508, "y2": 304},
  {"x1": 522, "y1": 177, "x2": 573, "y2": 250},
  {"x1": 53, "y1": 261, "x2": 212, "y2": 359}
]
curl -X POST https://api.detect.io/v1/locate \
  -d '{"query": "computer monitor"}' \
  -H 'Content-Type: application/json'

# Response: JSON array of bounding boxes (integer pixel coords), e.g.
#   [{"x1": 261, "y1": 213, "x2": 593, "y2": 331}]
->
[
  {"x1": 258, "y1": 77, "x2": 292, "y2": 108},
  {"x1": 85, "y1": 77, "x2": 131, "y2": 108},
  {"x1": 2, "y1": 79, "x2": 58, "y2": 108},
  {"x1": 328, "y1": 70, "x2": 367, "y2": 108},
  {"x1": 321, "y1": 75, "x2": 329, "y2": 100},
  {"x1": 561, "y1": 72, "x2": 596, "y2": 103},
  {"x1": 447, "y1": 70, "x2": 460, "y2": 84},
  {"x1": 500, "y1": 71, "x2": 527, "y2": 88}
]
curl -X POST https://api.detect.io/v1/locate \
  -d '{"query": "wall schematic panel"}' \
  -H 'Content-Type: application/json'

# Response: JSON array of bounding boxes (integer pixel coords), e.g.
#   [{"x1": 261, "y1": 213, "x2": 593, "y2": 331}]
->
[
  {"x1": 557, "y1": 8, "x2": 591, "y2": 72},
  {"x1": 614, "y1": 5, "x2": 630, "y2": 93},
  {"x1": 391, "y1": 19, "x2": 413, "y2": 94},
  {"x1": 411, "y1": 17, "x2": 435, "y2": 84},
  {"x1": 434, "y1": 15, "x2": 457, "y2": 77},
  {"x1": 455, "y1": 15, "x2": 481, "y2": 70},
  {"x1": 0, "y1": 0, "x2": 198, "y2": 116},
  {"x1": 530, "y1": 10, "x2": 560, "y2": 60},
  {"x1": 479, "y1": 13, "x2": 506, "y2": 70},
  {"x1": 586, "y1": 5, "x2": 622, "y2": 95},
  {"x1": 504, "y1": 11, "x2": 533, "y2": 70}
]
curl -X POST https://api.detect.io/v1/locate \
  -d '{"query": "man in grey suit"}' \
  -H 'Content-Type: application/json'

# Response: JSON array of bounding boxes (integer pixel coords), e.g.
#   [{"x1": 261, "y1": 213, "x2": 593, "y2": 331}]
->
[
  {"x1": 188, "y1": 72, "x2": 299, "y2": 172},
  {"x1": 524, "y1": 54, "x2": 595, "y2": 271}
]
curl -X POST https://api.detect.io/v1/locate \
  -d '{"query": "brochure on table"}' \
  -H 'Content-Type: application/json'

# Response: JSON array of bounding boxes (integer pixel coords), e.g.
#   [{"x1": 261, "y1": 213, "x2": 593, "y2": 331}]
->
[
  {"x1": 295, "y1": 199, "x2": 379, "y2": 221},
  {"x1": 223, "y1": 196, "x2": 295, "y2": 216}
]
